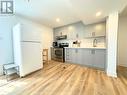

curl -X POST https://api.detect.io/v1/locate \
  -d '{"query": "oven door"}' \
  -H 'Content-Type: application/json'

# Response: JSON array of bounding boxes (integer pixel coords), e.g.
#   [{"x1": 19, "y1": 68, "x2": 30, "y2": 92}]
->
[
  {"x1": 53, "y1": 48, "x2": 64, "y2": 62},
  {"x1": 54, "y1": 48, "x2": 63, "y2": 58}
]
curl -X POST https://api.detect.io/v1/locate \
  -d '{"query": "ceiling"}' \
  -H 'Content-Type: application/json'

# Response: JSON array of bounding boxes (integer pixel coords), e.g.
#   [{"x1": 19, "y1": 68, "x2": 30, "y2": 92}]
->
[{"x1": 14, "y1": 0, "x2": 127, "y2": 28}]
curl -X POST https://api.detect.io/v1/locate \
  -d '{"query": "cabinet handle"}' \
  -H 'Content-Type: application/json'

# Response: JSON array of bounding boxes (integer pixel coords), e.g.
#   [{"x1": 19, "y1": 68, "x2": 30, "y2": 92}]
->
[
  {"x1": 66, "y1": 50, "x2": 69, "y2": 53},
  {"x1": 66, "y1": 52, "x2": 69, "y2": 54},
  {"x1": 92, "y1": 32, "x2": 95, "y2": 37},
  {"x1": 66, "y1": 56, "x2": 70, "y2": 60},
  {"x1": 76, "y1": 34, "x2": 79, "y2": 38},
  {"x1": 91, "y1": 50, "x2": 95, "y2": 54},
  {"x1": 75, "y1": 49, "x2": 78, "y2": 53},
  {"x1": 60, "y1": 32, "x2": 62, "y2": 36}
]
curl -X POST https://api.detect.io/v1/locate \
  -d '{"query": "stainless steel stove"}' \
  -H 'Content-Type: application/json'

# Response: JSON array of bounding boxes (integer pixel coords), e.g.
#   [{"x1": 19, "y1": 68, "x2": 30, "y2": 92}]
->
[{"x1": 51, "y1": 43, "x2": 69, "y2": 62}]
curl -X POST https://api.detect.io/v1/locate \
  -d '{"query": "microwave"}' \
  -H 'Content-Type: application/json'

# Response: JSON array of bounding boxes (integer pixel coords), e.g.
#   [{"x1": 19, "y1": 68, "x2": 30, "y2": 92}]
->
[{"x1": 53, "y1": 42, "x2": 58, "y2": 47}]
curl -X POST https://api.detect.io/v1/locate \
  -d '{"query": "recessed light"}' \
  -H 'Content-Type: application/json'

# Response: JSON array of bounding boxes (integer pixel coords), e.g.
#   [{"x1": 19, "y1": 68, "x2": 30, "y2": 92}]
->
[
  {"x1": 96, "y1": 12, "x2": 102, "y2": 17},
  {"x1": 56, "y1": 18, "x2": 60, "y2": 22}
]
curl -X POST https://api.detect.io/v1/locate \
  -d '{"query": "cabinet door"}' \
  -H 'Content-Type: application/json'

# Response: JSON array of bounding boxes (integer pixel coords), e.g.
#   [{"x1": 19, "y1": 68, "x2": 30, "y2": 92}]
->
[
  {"x1": 54, "y1": 27, "x2": 68, "y2": 40},
  {"x1": 94, "y1": 23, "x2": 106, "y2": 37},
  {"x1": 67, "y1": 23, "x2": 85, "y2": 40},
  {"x1": 66, "y1": 48, "x2": 81, "y2": 64},
  {"x1": 67, "y1": 30, "x2": 76, "y2": 40},
  {"x1": 58, "y1": 27, "x2": 67, "y2": 36},
  {"x1": 84, "y1": 25, "x2": 94, "y2": 38},
  {"x1": 54, "y1": 28, "x2": 60, "y2": 37},
  {"x1": 67, "y1": 26, "x2": 78, "y2": 40},
  {"x1": 54, "y1": 30, "x2": 60, "y2": 40},
  {"x1": 82, "y1": 49, "x2": 93, "y2": 67},
  {"x1": 93, "y1": 50, "x2": 106, "y2": 69},
  {"x1": 70, "y1": 49, "x2": 77, "y2": 64},
  {"x1": 65, "y1": 49, "x2": 85, "y2": 65},
  {"x1": 75, "y1": 49, "x2": 83, "y2": 65},
  {"x1": 75, "y1": 23, "x2": 86, "y2": 39},
  {"x1": 65, "y1": 48, "x2": 72, "y2": 63},
  {"x1": 84, "y1": 22, "x2": 106, "y2": 38}
]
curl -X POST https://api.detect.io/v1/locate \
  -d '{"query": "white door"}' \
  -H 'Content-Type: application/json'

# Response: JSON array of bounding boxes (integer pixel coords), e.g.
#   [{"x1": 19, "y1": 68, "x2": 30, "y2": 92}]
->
[{"x1": 21, "y1": 42, "x2": 43, "y2": 76}]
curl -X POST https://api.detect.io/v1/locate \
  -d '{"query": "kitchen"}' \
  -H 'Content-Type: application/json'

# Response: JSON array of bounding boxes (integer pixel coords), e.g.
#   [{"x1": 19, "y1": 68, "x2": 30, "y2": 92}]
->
[
  {"x1": 51, "y1": 21, "x2": 106, "y2": 70},
  {"x1": 0, "y1": 0, "x2": 127, "y2": 95}
]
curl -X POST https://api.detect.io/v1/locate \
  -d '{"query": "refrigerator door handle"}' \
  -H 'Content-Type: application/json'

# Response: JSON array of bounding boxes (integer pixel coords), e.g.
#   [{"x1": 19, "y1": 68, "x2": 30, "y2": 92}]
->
[{"x1": 21, "y1": 41, "x2": 41, "y2": 43}]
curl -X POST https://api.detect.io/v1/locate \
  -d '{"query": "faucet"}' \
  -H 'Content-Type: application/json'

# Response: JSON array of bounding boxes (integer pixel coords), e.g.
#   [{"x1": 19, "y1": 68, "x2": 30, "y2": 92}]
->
[{"x1": 93, "y1": 39, "x2": 97, "y2": 47}]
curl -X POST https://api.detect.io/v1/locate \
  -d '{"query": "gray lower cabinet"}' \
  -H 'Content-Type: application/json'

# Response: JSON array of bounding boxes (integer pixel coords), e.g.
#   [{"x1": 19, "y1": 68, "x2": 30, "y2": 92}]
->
[
  {"x1": 65, "y1": 48, "x2": 83, "y2": 65},
  {"x1": 92, "y1": 50, "x2": 106, "y2": 69},
  {"x1": 65, "y1": 48, "x2": 72, "y2": 63},
  {"x1": 65, "y1": 48, "x2": 106, "y2": 69},
  {"x1": 81, "y1": 49, "x2": 93, "y2": 66}
]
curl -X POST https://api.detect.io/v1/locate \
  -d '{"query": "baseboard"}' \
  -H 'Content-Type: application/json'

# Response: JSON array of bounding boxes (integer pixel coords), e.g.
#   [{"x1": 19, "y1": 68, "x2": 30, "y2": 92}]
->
[
  {"x1": 118, "y1": 64, "x2": 127, "y2": 67},
  {"x1": 107, "y1": 71, "x2": 117, "y2": 77},
  {"x1": 20, "y1": 68, "x2": 42, "y2": 78}
]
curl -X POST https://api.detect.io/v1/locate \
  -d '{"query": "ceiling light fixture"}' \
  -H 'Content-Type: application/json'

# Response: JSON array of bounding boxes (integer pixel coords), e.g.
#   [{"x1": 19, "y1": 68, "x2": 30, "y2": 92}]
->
[
  {"x1": 56, "y1": 18, "x2": 60, "y2": 22},
  {"x1": 96, "y1": 12, "x2": 102, "y2": 17}
]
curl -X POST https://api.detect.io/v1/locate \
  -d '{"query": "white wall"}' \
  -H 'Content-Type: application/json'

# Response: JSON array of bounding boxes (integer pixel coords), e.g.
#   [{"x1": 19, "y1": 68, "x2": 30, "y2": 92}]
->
[
  {"x1": 0, "y1": 16, "x2": 17, "y2": 75},
  {"x1": 106, "y1": 12, "x2": 119, "y2": 77},
  {"x1": 41, "y1": 27, "x2": 53, "y2": 60},
  {"x1": 118, "y1": 17, "x2": 127, "y2": 67}
]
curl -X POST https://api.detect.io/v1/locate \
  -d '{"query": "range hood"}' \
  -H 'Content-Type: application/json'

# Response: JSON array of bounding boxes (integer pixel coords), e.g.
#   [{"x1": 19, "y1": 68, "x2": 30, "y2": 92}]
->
[{"x1": 56, "y1": 35, "x2": 67, "y2": 40}]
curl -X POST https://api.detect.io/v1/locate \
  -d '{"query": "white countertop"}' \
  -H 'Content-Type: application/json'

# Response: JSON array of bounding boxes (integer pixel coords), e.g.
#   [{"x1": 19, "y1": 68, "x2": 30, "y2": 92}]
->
[{"x1": 64, "y1": 47, "x2": 106, "y2": 50}]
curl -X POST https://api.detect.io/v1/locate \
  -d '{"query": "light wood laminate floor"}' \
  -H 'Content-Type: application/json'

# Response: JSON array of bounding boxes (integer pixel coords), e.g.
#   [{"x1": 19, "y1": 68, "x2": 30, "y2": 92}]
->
[{"x1": 0, "y1": 61, "x2": 127, "y2": 95}]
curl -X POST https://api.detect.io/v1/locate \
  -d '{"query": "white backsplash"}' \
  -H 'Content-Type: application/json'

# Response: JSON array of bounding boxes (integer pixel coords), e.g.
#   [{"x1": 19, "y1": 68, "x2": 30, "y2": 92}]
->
[{"x1": 57, "y1": 37, "x2": 106, "y2": 48}]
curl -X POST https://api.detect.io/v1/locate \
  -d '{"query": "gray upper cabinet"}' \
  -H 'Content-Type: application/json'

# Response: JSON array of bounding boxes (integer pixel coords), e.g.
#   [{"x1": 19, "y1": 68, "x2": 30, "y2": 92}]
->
[
  {"x1": 54, "y1": 21, "x2": 86, "y2": 40},
  {"x1": 54, "y1": 21, "x2": 106, "y2": 40},
  {"x1": 75, "y1": 23, "x2": 85, "y2": 39},
  {"x1": 66, "y1": 22, "x2": 85, "y2": 40},
  {"x1": 54, "y1": 27, "x2": 68, "y2": 40},
  {"x1": 84, "y1": 22, "x2": 106, "y2": 38},
  {"x1": 67, "y1": 26, "x2": 77, "y2": 40}
]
